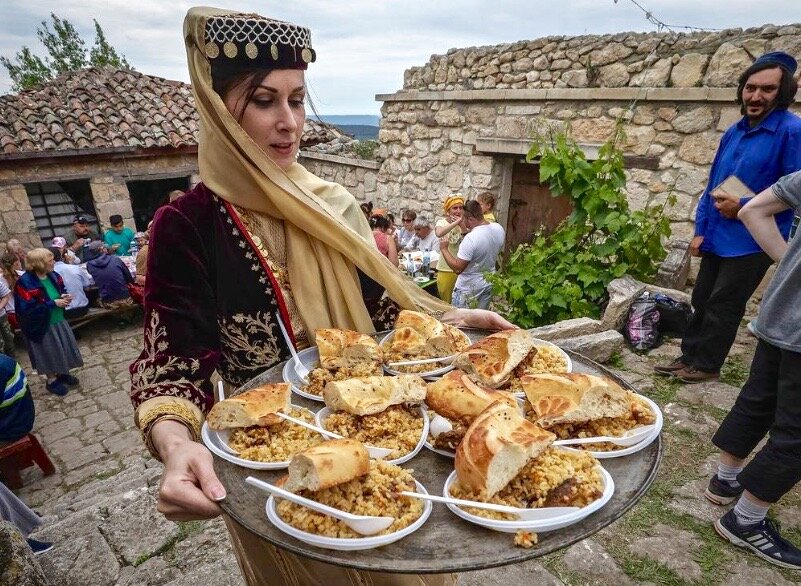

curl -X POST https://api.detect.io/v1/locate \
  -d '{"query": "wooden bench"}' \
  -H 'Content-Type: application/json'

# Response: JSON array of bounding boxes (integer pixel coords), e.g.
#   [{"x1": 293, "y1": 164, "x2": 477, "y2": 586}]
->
[
  {"x1": 0, "y1": 433, "x2": 55, "y2": 489},
  {"x1": 68, "y1": 307, "x2": 119, "y2": 331}
]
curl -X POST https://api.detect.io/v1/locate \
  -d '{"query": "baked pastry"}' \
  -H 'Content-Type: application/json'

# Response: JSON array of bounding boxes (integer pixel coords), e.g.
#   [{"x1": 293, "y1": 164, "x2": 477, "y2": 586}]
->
[
  {"x1": 323, "y1": 374, "x2": 427, "y2": 416},
  {"x1": 206, "y1": 383, "x2": 291, "y2": 430},
  {"x1": 453, "y1": 330, "x2": 536, "y2": 388},
  {"x1": 282, "y1": 439, "x2": 370, "y2": 492},
  {"x1": 390, "y1": 310, "x2": 469, "y2": 357},
  {"x1": 426, "y1": 370, "x2": 517, "y2": 422},
  {"x1": 519, "y1": 373, "x2": 630, "y2": 427},
  {"x1": 455, "y1": 401, "x2": 555, "y2": 497},
  {"x1": 315, "y1": 328, "x2": 381, "y2": 369}
]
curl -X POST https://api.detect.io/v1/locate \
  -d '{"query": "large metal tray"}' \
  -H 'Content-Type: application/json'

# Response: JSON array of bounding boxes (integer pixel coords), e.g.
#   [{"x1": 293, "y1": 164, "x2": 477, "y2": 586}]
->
[{"x1": 216, "y1": 329, "x2": 661, "y2": 574}]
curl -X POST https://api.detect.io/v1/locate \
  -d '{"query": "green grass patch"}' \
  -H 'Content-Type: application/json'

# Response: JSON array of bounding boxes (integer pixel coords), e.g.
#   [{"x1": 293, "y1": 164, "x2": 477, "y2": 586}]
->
[
  {"x1": 607, "y1": 350, "x2": 625, "y2": 369},
  {"x1": 539, "y1": 551, "x2": 589, "y2": 586},
  {"x1": 720, "y1": 356, "x2": 749, "y2": 387},
  {"x1": 619, "y1": 554, "x2": 687, "y2": 585},
  {"x1": 133, "y1": 520, "x2": 207, "y2": 567},
  {"x1": 648, "y1": 375, "x2": 681, "y2": 405}
]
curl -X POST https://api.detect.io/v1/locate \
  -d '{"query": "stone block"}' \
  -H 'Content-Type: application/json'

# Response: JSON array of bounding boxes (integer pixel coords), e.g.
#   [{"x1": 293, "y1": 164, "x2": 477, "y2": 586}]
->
[
  {"x1": 678, "y1": 132, "x2": 721, "y2": 165},
  {"x1": 562, "y1": 538, "x2": 635, "y2": 585},
  {"x1": 570, "y1": 117, "x2": 617, "y2": 142},
  {"x1": 704, "y1": 43, "x2": 752, "y2": 87},
  {"x1": 459, "y1": 559, "x2": 564, "y2": 585},
  {"x1": 669, "y1": 53, "x2": 708, "y2": 87},
  {"x1": 37, "y1": 527, "x2": 120, "y2": 586},
  {"x1": 0, "y1": 521, "x2": 48, "y2": 586},
  {"x1": 600, "y1": 275, "x2": 647, "y2": 331},
  {"x1": 468, "y1": 156, "x2": 494, "y2": 175},
  {"x1": 672, "y1": 106, "x2": 715, "y2": 133},
  {"x1": 654, "y1": 238, "x2": 691, "y2": 289},
  {"x1": 717, "y1": 106, "x2": 741, "y2": 131},
  {"x1": 528, "y1": 317, "x2": 605, "y2": 341},
  {"x1": 557, "y1": 330, "x2": 624, "y2": 363},
  {"x1": 677, "y1": 380, "x2": 740, "y2": 411},
  {"x1": 628, "y1": 523, "x2": 703, "y2": 582},
  {"x1": 629, "y1": 57, "x2": 672, "y2": 87},
  {"x1": 589, "y1": 42, "x2": 634, "y2": 67}
]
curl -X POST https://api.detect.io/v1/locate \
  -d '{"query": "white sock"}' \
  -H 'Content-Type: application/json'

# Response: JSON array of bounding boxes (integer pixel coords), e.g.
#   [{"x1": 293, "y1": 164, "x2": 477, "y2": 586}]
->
[
  {"x1": 717, "y1": 462, "x2": 742, "y2": 486},
  {"x1": 733, "y1": 494, "x2": 769, "y2": 527}
]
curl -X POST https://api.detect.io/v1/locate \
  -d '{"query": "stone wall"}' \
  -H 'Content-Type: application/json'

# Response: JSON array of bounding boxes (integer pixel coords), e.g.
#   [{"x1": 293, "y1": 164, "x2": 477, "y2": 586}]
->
[
  {"x1": 403, "y1": 24, "x2": 801, "y2": 91},
  {"x1": 298, "y1": 151, "x2": 380, "y2": 202},
  {"x1": 0, "y1": 151, "x2": 198, "y2": 245},
  {"x1": 374, "y1": 23, "x2": 801, "y2": 241}
]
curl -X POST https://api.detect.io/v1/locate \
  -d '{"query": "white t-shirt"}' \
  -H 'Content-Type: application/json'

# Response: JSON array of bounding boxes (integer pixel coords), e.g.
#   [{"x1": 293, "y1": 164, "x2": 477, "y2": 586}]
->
[
  {"x1": 54, "y1": 261, "x2": 91, "y2": 310},
  {"x1": 454, "y1": 222, "x2": 505, "y2": 292},
  {"x1": 407, "y1": 230, "x2": 440, "y2": 253},
  {"x1": 0, "y1": 276, "x2": 10, "y2": 317}
]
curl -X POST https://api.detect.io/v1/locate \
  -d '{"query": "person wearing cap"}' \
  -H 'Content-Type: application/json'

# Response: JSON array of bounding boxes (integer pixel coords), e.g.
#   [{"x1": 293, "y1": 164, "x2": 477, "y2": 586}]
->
[
  {"x1": 655, "y1": 51, "x2": 801, "y2": 384},
  {"x1": 64, "y1": 215, "x2": 100, "y2": 264},
  {"x1": 103, "y1": 214, "x2": 135, "y2": 256},
  {"x1": 50, "y1": 236, "x2": 80, "y2": 265},
  {"x1": 51, "y1": 247, "x2": 91, "y2": 319},
  {"x1": 133, "y1": 232, "x2": 149, "y2": 285},
  {"x1": 434, "y1": 194, "x2": 467, "y2": 303},
  {"x1": 131, "y1": 8, "x2": 514, "y2": 586}
]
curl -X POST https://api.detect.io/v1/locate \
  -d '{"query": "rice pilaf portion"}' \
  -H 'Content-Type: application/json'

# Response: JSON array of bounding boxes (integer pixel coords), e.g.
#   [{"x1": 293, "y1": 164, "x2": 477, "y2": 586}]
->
[
  {"x1": 303, "y1": 362, "x2": 382, "y2": 396},
  {"x1": 383, "y1": 328, "x2": 470, "y2": 374},
  {"x1": 228, "y1": 407, "x2": 323, "y2": 462},
  {"x1": 450, "y1": 447, "x2": 603, "y2": 520},
  {"x1": 507, "y1": 345, "x2": 569, "y2": 394},
  {"x1": 324, "y1": 404, "x2": 424, "y2": 459},
  {"x1": 528, "y1": 391, "x2": 656, "y2": 452},
  {"x1": 275, "y1": 460, "x2": 424, "y2": 538}
]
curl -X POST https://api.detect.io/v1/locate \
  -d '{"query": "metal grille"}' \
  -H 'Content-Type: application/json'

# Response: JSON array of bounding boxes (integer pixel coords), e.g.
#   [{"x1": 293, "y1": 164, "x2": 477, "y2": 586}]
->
[{"x1": 25, "y1": 180, "x2": 98, "y2": 243}]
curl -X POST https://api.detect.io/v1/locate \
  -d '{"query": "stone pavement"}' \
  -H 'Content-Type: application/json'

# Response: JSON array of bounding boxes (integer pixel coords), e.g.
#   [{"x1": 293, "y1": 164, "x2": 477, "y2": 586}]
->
[{"x1": 10, "y1": 316, "x2": 801, "y2": 585}]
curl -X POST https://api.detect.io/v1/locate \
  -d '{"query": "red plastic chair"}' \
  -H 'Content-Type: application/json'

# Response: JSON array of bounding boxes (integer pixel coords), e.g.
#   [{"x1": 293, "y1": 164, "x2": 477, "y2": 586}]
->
[{"x1": 0, "y1": 434, "x2": 55, "y2": 489}]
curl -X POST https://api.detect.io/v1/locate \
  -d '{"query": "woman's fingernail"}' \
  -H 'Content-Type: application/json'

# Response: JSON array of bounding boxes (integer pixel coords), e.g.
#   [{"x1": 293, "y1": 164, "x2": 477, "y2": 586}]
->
[{"x1": 211, "y1": 487, "x2": 226, "y2": 501}]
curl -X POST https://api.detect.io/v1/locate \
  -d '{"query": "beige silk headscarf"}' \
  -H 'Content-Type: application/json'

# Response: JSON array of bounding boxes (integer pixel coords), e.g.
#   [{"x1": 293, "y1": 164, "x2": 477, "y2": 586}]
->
[{"x1": 183, "y1": 7, "x2": 451, "y2": 334}]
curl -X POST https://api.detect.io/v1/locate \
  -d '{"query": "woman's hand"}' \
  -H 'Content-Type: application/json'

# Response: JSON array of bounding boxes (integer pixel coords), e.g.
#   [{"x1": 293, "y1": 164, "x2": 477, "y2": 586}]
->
[
  {"x1": 54, "y1": 298, "x2": 70, "y2": 308},
  {"x1": 151, "y1": 419, "x2": 226, "y2": 521},
  {"x1": 441, "y1": 308, "x2": 518, "y2": 331}
]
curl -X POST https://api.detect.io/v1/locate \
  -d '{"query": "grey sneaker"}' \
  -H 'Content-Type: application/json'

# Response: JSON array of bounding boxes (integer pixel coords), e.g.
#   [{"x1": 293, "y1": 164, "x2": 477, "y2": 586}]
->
[
  {"x1": 714, "y1": 510, "x2": 801, "y2": 570},
  {"x1": 704, "y1": 475, "x2": 744, "y2": 506}
]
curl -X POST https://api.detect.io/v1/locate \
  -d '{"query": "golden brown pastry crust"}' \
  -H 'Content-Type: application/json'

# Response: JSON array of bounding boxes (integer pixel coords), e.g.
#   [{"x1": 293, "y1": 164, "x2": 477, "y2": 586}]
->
[
  {"x1": 323, "y1": 374, "x2": 427, "y2": 416},
  {"x1": 206, "y1": 383, "x2": 291, "y2": 430},
  {"x1": 454, "y1": 330, "x2": 536, "y2": 388},
  {"x1": 425, "y1": 370, "x2": 517, "y2": 422},
  {"x1": 281, "y1": 438, "x2": 370, "y2": 492},
  {"x1": 315, "y1": 328, "x2": 382, "y2": 369}
]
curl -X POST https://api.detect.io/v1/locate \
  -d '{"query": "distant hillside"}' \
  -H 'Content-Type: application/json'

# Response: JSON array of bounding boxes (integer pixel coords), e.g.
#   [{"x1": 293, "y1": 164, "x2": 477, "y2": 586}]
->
[{"x1": 317, "y1": 115, "x2": 379, "y2": 140}]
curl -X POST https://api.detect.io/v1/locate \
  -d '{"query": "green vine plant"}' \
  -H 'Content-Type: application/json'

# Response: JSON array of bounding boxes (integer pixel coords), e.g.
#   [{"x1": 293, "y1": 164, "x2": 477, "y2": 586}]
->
[{"x1": 488, "y1": 122, "x2": 674, "y2": 328}]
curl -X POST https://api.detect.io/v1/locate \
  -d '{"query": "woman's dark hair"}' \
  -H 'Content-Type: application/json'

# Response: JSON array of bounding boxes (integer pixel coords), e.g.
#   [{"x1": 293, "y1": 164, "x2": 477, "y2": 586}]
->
[
  {"x1": 0, "y1": 252, "x2": 19, "y2": 288},
  {"x1": 463, "y1": 200, "x2": 484, "y2": 221},
  {"x1": 211, "y1": 65, "x2": 320, "y2": 123},
  {"x1": 735, "y1": 63, "x2": 797, "y2": 113},
  {"x1": 372, "y1": 216, "x2": 390, "y2": 231},
  {"x1": 49, "y1": 247, "x2": 63, "y2": 262},
  {"x1": 360, "y1": 202, "x2": 374, "y2": 219}
]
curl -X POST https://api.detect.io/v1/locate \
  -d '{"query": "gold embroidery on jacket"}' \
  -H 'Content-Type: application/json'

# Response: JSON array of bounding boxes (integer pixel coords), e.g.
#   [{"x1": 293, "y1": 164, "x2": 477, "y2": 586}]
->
[{"x1": 218, "y1": 311, "x2": 282, "y2": 374}]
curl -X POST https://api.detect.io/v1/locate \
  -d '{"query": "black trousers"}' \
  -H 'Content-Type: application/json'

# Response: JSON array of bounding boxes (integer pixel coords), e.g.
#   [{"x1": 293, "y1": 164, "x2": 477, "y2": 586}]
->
[
  {"x1": 680, "y1": 252, "x2": 772, "y2": 372},
  {"x1": 712, "y1": 339, "x2": 801, "y2": 503}
]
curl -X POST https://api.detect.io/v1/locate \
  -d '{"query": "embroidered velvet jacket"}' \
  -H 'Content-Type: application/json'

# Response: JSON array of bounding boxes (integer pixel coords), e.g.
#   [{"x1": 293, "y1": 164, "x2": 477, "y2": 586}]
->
[{"x1": 130, "y1": 184, "x2": 396, "y2": 417}]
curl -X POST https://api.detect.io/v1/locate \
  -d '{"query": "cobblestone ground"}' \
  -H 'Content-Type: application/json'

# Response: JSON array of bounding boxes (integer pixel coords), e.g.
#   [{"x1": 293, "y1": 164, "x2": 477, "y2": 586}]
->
[{"x1": 12, "y1": 315, "x2": 801, "y2": 585}]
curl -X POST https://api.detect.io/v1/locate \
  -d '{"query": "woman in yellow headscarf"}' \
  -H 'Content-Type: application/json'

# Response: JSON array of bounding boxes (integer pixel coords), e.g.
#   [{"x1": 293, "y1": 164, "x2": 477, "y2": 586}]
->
[
  {"x1": 434, "y1": 194, "x2": 467, "y2": 303},
  {"x1": 130, "y1": 8, "x2": 513, "y2": 586}
]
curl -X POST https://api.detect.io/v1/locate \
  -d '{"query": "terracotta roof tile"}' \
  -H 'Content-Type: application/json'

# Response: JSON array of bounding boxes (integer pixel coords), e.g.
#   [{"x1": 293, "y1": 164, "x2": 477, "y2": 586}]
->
[{"x1": 0, "y1": 66, "x2": 341, "y2": 158}]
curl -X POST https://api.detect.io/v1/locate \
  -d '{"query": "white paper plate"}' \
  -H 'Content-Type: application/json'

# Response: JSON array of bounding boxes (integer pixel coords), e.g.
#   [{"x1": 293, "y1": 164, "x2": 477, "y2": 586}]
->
[
  {"x1": 202, "y1": 406, "x2": 321, "y2": 470},
  {"x1": 379, "y1": 329, "x2": 471, "y2": 379},
  {"x1": 266, "y1": 480, "x2": 432, "y2": 551},
  {"x1": 443, "y1": 462, "x2": 614, "y2": 533},
  {"x1": 511, "y1": 338, "x2": 573, "y2": 399},
  {"x1": 281, "y1": 347, "x2": 325, "y2": 402},
  {"x1": 316, "y1": 405, "x2": 429, "y2": 465},
  {"x1": 557, "y1": 395, "x2": 664, "y2": 460}
]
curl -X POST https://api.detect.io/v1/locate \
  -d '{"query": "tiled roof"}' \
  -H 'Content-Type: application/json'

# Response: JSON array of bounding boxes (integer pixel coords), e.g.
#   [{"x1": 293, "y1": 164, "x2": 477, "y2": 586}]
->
[{"x1": 0, "y1": 67, "x2": 340, "y2": 158}]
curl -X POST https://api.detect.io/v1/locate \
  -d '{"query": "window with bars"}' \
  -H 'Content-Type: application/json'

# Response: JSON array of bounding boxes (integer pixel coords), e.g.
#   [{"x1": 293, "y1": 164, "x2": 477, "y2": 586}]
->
[{"x1": 25, "y1": 180, "x2": 98, "y2": 243}]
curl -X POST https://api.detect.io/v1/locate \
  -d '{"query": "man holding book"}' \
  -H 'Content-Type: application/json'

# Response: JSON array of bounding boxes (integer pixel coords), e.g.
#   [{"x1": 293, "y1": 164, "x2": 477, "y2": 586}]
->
[{"x1": 655, "y1": 51, "x2": 801, "y2": 383}]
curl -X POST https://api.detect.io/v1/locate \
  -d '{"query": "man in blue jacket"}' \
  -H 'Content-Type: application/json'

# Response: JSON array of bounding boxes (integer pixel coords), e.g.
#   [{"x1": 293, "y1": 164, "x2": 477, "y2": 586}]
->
[{"x1": 655, "y1": 51, "x2": 801, "y2": 383}]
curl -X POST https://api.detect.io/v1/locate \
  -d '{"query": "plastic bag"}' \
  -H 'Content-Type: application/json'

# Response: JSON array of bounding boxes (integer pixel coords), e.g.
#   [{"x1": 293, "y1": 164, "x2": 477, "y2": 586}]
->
[
  {"x1": 625, "y1": 292, "x2": 661, "y2": 350},
  {"x1": 652, "y1": 293, "x2": 692, "y2": 337}
]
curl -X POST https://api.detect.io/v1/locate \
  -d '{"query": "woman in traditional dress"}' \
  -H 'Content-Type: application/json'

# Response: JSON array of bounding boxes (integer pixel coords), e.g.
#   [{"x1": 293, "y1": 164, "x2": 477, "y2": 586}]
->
[
  {"x1": 131, "y1": 8, "x2": 514, "y2": 585},
  {"x1": 14, "y1": 248, "x2": 82, "y2": 396}
]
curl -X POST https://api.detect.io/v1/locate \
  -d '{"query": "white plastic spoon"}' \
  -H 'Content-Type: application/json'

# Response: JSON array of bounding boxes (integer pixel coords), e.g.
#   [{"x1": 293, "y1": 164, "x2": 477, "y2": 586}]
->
[
  {"x1": 245, "y1": 476, "x2": 395, "y2": 536},
  {"x1": 272, "y1": 411, "x2": 394, "y2": 459},
  {"x1": 399, "y1": 491, "x2": 579, "y2": 520},
  {"x1": 553, "y1": 424, "x2": 655, "y2": 448},
  {"x1": 386, "y1": 356, "x2": 454, "y2": 367},
  {"x1": 276, "y1": 314, "x2": 310, "y2": 383}
]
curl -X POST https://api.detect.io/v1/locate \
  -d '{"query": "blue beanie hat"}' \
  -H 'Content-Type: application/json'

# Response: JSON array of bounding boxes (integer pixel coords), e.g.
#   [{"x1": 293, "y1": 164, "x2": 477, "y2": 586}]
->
[{"x1": 752, "y1": 51, "x2": 797, "y2": 75}]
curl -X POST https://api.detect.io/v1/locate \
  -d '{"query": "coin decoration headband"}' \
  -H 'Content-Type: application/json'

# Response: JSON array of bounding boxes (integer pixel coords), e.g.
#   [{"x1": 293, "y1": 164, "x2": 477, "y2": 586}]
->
[{"x1": 203, "y1": 13, "x2": 316, "y2": 70}]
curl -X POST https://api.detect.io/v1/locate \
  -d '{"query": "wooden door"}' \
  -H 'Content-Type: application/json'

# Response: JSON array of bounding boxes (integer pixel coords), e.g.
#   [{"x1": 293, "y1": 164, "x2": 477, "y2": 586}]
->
[{"x1": 505, "y1": 160, "x2": 572, "y2": 256}]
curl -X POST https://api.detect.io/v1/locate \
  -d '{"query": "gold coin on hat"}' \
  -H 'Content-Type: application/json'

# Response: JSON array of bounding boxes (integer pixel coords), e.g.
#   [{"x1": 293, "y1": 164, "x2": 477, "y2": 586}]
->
[
  {"x1": 301, "y1": 48, "x2": 312, "y2": 63},
  {"x1": 245, "y1": 42, "x2": 258, "y2": 59},
  {"x1": 204, "y1": 42, "x2": 219, "y2": 59},
  {"x1": 223, "y1": 41, "x2": 237, "y2": 58},
  {"x1": 270, "y1": 44, "x2": 279, "y2": 60}
]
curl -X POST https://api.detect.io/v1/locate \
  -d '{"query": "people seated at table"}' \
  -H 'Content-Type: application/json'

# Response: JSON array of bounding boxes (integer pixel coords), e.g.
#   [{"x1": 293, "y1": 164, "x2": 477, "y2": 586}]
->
[
  {"x1": 0, "y1": 274, "x2": 14, "y2": 356},
  {"x1": 5, "y1": 240, "x2": 27, "y2": 267},
  {"x1": 51, "y1": 248, "x2": 91, "y2": 319},
  {"x1": 396, "y1": 209, "x2": 417, "y2": 250},
  {"x1": 371, "y1": 216, "x2": 399, "y2": 268},
  {"x1": 434, "y1": 194, "x2": 467, "y2": 304},
  {"x1": 439, "y1": 200, "x2": 505, "y2": 310},
  {"x1": 64, "y1": 214, "x2": 101, "y2": 263},
  {"x1": 103, "y1": 214, "x2": 135, "y2": 256},
  {"x1": 476, "y1": 191, "x2": 497, "y2": 222},
  {"x1": 84, "y1": 241, "x2": 136, "y2": 311},
  {"x1": 405, "y1": 215, "x2": 439, "y2": 252},
  {"x1": 50, "y1": 236, "x2": 80, "y2": 265},
  {"x1": 14, "y1": 248, "x2": 83, "y2": 396},
  {"x1": 134, "y1": 232, "x2": 149, "y2": 286},
  {"x1": 0, "y1": 253, "x2": 22, "y2": 330},
  {"x1": 0, "y1": 353, "x2": 33, "y2": 444}
]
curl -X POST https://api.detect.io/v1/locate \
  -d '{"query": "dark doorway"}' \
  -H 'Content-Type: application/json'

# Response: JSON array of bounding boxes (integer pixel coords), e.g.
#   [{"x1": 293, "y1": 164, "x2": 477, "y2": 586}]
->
[
  {"x1": 127, "y1": 177, "x2": 190, "y2": 231},
  {"x1": 26, "y1": 180, "x2": 98, "y2": 242},
  {"x1": 505, "y1": 160, "x2": 573, "y2": 257}
]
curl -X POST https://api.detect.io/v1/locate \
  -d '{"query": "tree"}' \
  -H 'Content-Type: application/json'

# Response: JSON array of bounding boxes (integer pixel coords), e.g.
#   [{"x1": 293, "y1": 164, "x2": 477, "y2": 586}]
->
[{"x1": 1, "y1": 13, "x2": 132, "y2": 92}]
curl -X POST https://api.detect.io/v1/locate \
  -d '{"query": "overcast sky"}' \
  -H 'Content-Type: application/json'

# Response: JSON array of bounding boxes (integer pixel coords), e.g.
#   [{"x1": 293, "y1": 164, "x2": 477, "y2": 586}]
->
[{"x1": 0, "y1": 1, "x2": 798, "y2": 115}]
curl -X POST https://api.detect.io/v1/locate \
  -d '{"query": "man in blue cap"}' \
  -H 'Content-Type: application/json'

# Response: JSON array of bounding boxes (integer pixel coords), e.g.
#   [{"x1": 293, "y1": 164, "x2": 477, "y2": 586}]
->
[{"x1": 655, "y1": 51, "x2": 801, "y2": 383}]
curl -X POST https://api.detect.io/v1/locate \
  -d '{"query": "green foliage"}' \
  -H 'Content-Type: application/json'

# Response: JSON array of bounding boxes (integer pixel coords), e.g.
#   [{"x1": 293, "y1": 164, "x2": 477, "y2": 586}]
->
[
  {"x1": 488, "y1": 123, "x2": 673, "y2": 327},
  {"x1": 1, "y1": 13, "x2": 132, "y2": 92},
  {"x1": 351, "y1": 139, "x2": 379, "y2": 160}
]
